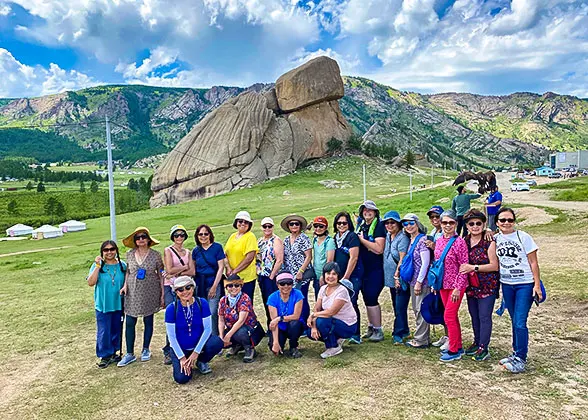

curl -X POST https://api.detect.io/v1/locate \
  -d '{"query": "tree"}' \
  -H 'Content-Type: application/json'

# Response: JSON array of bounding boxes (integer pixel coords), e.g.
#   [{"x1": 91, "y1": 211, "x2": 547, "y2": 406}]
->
[
  {"x1": 25, "y1": 181, "x2": 34, "y2": 190},
  {"x1": 44, "y1": 197, "x2": 58, "y2": 220},
  {"x1": 346, "y1": 134, "x2": 363, "y2": 152},
  {"x1": 90, "y1": 180, "x2": 99, "y2": 193},
  {"x1": 7, "y1": 200, "x2": 18, "y2": 215},
  {"x1": 37, "y1": 182, "x2": 46, "y2": 192},
  {"x1": 327, "y1": 138, "x2": 343, "y2": 154},
  {"x1": 55, "y1": 201, "x2": 67, "y2": 220},
  {"x1": 79, "y1": 181, "x2": 86, "y2": 192},
  {"x1": 127, "y1": 178, "x2": 138, "y2": 191},
  {"x1": 405, "y1": 150, "x2": 415, "y2": 168}
]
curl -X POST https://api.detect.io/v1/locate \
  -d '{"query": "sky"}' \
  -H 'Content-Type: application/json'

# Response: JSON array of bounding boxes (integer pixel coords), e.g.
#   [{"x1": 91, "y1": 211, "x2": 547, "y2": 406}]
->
[{"x1": 0, "y1": 0, "x2": 587, "y2": 98}]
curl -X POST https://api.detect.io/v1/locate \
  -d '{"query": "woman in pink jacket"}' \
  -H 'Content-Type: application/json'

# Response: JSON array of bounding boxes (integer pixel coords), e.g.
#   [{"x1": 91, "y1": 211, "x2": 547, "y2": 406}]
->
[{"x1": 435, "y1": 210, "x2": 469, "y2": 362}]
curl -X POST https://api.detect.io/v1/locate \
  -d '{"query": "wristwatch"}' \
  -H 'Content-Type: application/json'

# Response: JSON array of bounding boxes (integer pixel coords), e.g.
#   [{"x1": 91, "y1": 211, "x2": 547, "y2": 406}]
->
[
  {"x1": 474, "y1": 265, "x2": 479, "y2": 272},
  {"x1": 280, "y1": 315, "x2": 284, "y2": 322}
]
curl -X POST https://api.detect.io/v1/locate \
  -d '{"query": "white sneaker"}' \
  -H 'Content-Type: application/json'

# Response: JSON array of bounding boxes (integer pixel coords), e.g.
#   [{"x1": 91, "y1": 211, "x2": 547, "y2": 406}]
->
[
  {"x1": 432, "y1": 335, "x2": 448, "y2": 347},
  {"x1": 320, "y1": 345, "x2": 343, "y2": 359},
  {"x1": 337, "y1": 338, "x2": 345, "y2": 347},
  {"x1": 440, "y1": 341, "x2": 449, "y2": 352}
]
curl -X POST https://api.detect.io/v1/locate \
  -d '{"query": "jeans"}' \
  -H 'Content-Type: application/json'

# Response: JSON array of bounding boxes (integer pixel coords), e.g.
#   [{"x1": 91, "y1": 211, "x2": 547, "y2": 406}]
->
[
  {"x1": 225, "y1": 325, "x2": 254, "y2": 350},
  {"x1": 390, "y1": 287, "x2": 410, "y2": 339},
  {"x1": 125, "y1": 314, "x2": 154, "y2": 354},
  {"x1": 439, "y1": 289, "x2": 464, "y2": 353},
  {"x1": 410, "y1": 284, "x2": 431, "y2": 345},
  {"x1": 487, "y1": 214, "x2": 497, "y2": 232},
  {"x1": 349, "y1": 276, "x2": 362, "y2": 337},
  {"x1": 95, "y1": 310, "x2": 122, "y2": 358},
  {"x1": 502, "y1": 283, "x2": 534, "y2": 361},
  {"x1": 242, "y1": 281, "x2": 256, "y2": 304},
  {"x1": 258, "y1": 275, "x2": 278, "y2": 328},
  {"x1": 312, "y1": 317, "x2": 357, "y2": 349},
  {"x1": 457, "y1": 216, "x2": 466, "y2": 237},
  {"x1": 269, "y1": 320, "x2": 305, "y2": 350},
  {"x1": 466, "y1": 295, "x2": 496, "y2": 348},
  {"x1": 162, "y1": 285, "x2": 175, "y2": 356},
  {"x1": 361, "y1": 268, "x2": 384, "y2": 307},
  {"x1": 295, "y1": 281, "x2": 311, "y2": 326},
  {"x1": 205, "y1": 283, "x2": 223, "y2": 336},
  {"x1": 170, "y1": 335, "x2": 224, "y2": 384}
]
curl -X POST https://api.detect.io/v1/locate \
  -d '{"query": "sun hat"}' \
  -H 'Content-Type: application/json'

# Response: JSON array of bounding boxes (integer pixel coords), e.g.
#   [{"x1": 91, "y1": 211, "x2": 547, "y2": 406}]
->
[
  {"x1": 463, "y1": 209, "x2": 487, "y2": 223},
  {"x1": 260, "y1": 217, "x2": 274, "y2": 227},
  {"x1": 313, "y1": 216, "x2": 329, "y2": 227},
  {"x1": 401, "y1": 213, "x2": 420, "y2": 222},
  {"x1": 382, "y1": 210, "x2": 402, "y2": 223},
  {"x1": 276, "y1": 272, "x2": 294, "y2": 284},
  {"x1": 224, "y1": 273, "x2": 244, "y2": 287},
  {"x1": 122, "y1": 226, "x2": 160, "y2": 248},
  {"x1": 538, "y1": 280, "x2": 547, "y2": 304},
  {"x1": 172, "y1": 275, "x2": 195, "y2": 292},
  {"x1": 421, "y1": 293, "x2": 445, "y2": 325},
  {"x1": 280, "y1": 214, "x2": 308, "y2": 232},
  {"x1": 169, "y1": 224, "x2": 188, "y2": 241},
  {"x1": 440, "y1": 210, "x2": 458, "y2": 221},
  {"x1": 427, "y1": 205, "x2": 444, "y2": 216},
  {"x1": 358, "y1": 200, "x2": 379, "y2": 217},
  {"x1": 339, "y1": 279, "x2": 355, "y2": 298},
  {"x1": 233, "y1": 210, "x2": 253, "y2": 229}
]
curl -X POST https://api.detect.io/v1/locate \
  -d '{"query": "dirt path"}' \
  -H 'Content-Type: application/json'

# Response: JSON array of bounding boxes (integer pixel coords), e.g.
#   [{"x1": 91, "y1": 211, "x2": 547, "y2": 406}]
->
[{"x1": 0, "y1": 245, "x2": 73, "y2": 258}]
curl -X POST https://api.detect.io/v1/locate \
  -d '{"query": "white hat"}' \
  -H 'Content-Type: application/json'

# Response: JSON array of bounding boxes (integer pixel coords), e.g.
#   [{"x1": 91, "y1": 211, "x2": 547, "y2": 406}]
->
[
  {"x1": 260, "y1": 217, "x2": 274, "y2": 226},
  {"x1": 233, "y1": 210, "x2": 253, "y2": 229},
  {"x1": 172, "y1": 276, "x2": 196, "y2": 292}
]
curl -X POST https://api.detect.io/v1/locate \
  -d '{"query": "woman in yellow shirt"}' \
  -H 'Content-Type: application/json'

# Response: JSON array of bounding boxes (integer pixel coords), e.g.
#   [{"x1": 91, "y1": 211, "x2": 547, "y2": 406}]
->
[{"x1": 225, "y1": 211, "x2": 259, "y2": 303}]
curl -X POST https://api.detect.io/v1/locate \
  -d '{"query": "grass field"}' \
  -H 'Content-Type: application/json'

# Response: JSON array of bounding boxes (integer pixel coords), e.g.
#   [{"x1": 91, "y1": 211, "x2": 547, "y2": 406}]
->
[
  {"x1": 535, "y1": 176, "x2": 588, "y2": 201},
  {"x1": 1, "y1": 157, "x2": 587, "y2": 419}
]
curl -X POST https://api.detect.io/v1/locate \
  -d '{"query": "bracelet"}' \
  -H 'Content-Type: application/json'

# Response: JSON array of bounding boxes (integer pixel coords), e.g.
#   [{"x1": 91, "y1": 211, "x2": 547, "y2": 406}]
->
[{"x1": 298, "y1": 268, "x2": 304, "y2": 273}]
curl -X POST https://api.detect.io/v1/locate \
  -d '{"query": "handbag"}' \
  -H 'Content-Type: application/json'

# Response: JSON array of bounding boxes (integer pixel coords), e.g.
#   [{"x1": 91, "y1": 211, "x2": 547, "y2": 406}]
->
[
  {"x1": 468, "y1": 271, "x2": 480, "y2": 288},
  {"x1": 248, "y1": 322, "x2": 266, "y2": 347}
]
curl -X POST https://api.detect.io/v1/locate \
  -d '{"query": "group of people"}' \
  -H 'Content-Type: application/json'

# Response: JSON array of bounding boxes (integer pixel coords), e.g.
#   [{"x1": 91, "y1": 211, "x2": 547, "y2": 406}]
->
[{"x1": 88, "y1": 186, "x2": 543, "y2": 383}]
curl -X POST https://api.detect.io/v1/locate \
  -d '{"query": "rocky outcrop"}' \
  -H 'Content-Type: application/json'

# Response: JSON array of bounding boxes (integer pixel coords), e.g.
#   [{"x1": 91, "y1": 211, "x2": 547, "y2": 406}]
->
[{"x1": 150, "y1": 56, "x2": 352, "y2": 207}]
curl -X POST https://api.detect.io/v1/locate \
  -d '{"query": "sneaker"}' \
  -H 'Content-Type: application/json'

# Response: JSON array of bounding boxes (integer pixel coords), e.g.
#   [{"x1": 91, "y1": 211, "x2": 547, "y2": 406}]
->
[
  {"x1": 226, "y1": 344, "x2": 244, "y2": 357},
  {"x1": 473, "y1": 347, "x2": 490, "y2": 362},
  {"x1": 289, "y1": 348, "x2": 302, "y2": 359},
  {"x1": 392, "y1": 335, "x2": 404, "y2": 345},
  {"x1": 502, "y1": 356, "x2": 526, "y2": 373},
  {"x1": 465, "y1": 343, "x2": 480, "y2": 356},
  {"x1": 97, "y1": 357, "x2": 111, "y2": 369},
  {"x1": 432, "y1": 335, "x2": 448, "y2": 347},
  {"x1": 369, "y1": 328, "x2": 384, "y2": 342},
  {"x1": 348, "y1": 335, "x2": 362, "y2": 345},
  {"x1": 405, "y1": 339, "x2": 430, "y2": 349},
  {"x1": 243, "y1": 348, "x2": 257, "y2": 363},
  {"x1": 197, "y1": 361, "x2": 212, "y2": 374},
  {"x1": 337, "y1": 338, "x2": 346, "y2": 347},
  {"x1": 117, "y1": 353, "x2": 136, "y2": 367},
  {"x1": 111, "y1": 353, "x2": 122, "y2": 363},
  {"x1": 320, "y1": 345, "x2": 343, "y2": 359},
  {"x1": 140, "y1": 348, "x2": 151, "y2": 362},
  {"x1": 362, "y1": 326, "x2": 374, "y2": 340},
  {"x1": 440, "y1": 349, "x2": 463, "y2": 362},
  {"x1": 440, "y1": 341, "x2": 449, "y2": 352},
  {"x1": 499, "y1": 353, "x2": 515, "y2": 366},
  {"x1": 163, "y1": 353, "x2": 172, "y2": 365}
]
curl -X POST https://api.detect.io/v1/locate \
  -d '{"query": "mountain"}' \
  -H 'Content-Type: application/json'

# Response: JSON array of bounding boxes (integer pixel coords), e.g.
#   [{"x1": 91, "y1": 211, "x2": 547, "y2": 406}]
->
[{"x1": 0, "y1": 74, "x2": 586, "y2": 167}]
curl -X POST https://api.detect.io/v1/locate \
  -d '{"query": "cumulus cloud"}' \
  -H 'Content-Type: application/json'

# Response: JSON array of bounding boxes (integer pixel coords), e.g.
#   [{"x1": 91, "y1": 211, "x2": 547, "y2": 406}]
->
[{"x1": 0, "y1": 3, "x2": 11, "y2": 16}]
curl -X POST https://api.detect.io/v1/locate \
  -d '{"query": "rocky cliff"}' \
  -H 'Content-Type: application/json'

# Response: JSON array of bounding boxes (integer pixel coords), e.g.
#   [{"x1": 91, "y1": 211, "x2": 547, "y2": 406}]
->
[{"x1": 149, "y1": 57, "x2": 352, "y2": 207}]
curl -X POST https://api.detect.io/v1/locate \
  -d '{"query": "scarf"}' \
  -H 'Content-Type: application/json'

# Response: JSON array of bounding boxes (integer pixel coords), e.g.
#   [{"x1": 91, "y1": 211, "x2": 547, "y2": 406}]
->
[
  {"x1": 227, "y1": 292, "x2": 242, "y2": 309},
  {"x1": 335, "y1": 230, "x2": 350, "y2": 248}
]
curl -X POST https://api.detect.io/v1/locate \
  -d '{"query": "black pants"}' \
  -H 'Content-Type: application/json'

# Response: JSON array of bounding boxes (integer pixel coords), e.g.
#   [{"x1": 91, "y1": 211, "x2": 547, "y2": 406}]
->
[
  {"x1": 457, "y1": 215, "x2": 467, "y2": 237},
  {"x1": 125, "y1": 314, "x2": 154, "y2": 354},
  {"x1": 268, "y1": 320, "x2": 305, "y2": 350}
]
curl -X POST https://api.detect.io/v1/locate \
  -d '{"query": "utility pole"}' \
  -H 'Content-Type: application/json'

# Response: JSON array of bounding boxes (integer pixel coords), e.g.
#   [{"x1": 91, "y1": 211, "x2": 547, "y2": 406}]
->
[
  {"x1": 409, "y1": 170, "x2": 413, "y2": 201},
  {"x1": 444, "y1": 161, "x2": 447, "y2": 177},
  {"x1": 105, "y1": 116, "x2": 116, "y2": 242},
  {"x1": 362, "y1": 164, "x2": 366, "y2": 202},
  {"x1": 431, "y1": 164, "x2": 434, "y2": 187}
]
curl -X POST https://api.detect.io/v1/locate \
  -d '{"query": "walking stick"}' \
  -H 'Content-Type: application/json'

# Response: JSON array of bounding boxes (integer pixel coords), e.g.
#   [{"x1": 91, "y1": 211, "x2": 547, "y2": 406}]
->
[{"x1": 119, "y1": 295, "x2": 124, "y2": 357}]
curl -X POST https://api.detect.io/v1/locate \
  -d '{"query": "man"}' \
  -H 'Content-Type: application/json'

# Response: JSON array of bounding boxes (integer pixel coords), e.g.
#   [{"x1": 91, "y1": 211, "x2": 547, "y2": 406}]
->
[
  {"x1": 452, "y1": 185, "x2": 481, "y2": 237},
  {"x1": 485, "y1": 185, "x2": 503, "y2": 232}
]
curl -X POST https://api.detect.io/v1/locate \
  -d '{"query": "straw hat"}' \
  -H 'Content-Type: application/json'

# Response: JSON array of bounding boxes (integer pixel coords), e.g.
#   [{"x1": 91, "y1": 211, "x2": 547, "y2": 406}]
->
[
  {"x1": 224, "y1": 274, "x2": 244, "y2": 287},
  {"x1": 280, "y1": 214, "x2": 308, "y2": 232},
  {"x1": 122, "y1": 226, "x2": 160, "y2": 248}
]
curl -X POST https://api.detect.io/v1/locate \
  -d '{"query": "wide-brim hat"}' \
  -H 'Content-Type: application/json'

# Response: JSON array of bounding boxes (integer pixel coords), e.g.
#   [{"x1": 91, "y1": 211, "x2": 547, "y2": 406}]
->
[
  {"x1": 382, "y1": 210, "x2": 401, "y2": 223},
  {"x1": 281, "y1": 214, "x2": 308, "y2": 232},
  {"x1": 401, "y1": 213, "x2": 420, "y2": 222},
  {"x1": 358, "y1": 200, "x2": 380, "y2": 218},
  {"x1": 421, "y1": 293, "x2": 445, "y2": 325},
  {"x1": 224, "y1": 273, "x2": 244, "y2": 287},
  {"x1": 339, "y1": 279, "x2": 355, "y2": 298},
  {"x1": 172, "y1": 275, "x2": 196, "y2": 292},
  {"x1": 169, "y1": 224, "x2": 188, "y2": 241},
  {"x1": 122, "y1": 227, "x2": 160, "y2": 248},
  {"x1": 233, "y1": 211, "x2": 253, "y2": 229}
]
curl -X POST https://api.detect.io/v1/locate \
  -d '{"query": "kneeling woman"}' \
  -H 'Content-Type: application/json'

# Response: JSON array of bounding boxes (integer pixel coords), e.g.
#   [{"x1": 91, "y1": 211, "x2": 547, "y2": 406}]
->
[
  {"x1": 218, "y1": 274, "x2": 260, "y2": 363},
  {"x1": 308, "y1": 262, "x2": 358, "y2": 359},
  {"x1": 164, "y1": 276, "x2": 224, "y2": 384},
  {"x1": 267, "y1": 272, "x2": 305, "y2": 358}
]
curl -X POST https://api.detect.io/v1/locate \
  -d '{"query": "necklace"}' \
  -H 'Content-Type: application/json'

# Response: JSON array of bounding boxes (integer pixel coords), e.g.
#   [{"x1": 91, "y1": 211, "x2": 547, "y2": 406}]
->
[
  {"x1": 135, "y1": 248, "x2": 149, "y2": 266},
  {"x1": 181, "y1": 298, "x2": 194, "y2": 336},
  {"x1": 105, "y1": 264, "x2": 118, "y2": 285}
]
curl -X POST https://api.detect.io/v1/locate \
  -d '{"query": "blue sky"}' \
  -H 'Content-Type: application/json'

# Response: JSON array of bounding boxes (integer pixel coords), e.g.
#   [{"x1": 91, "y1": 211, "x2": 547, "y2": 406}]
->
[{"x1": 0, "y1": 0, "x2": 587, "y2": 98}]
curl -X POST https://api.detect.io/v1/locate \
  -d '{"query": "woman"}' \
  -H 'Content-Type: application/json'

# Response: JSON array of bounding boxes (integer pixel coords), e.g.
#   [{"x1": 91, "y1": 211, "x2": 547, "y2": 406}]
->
[
  {"x1": 192, "y1": 224, "x2": 225, "y2": 336},
  {"x1": 333, "y1": 211, "x2": 363, "y2": 344},
  {"x1": 459, "y1": 209, "x2": 500, "y2": 362},
  {"x1": 281, "y1": 214, "x2": 313, "y2": 324},
  {"x1": 355, "y1": 200, "x2": 386, "y2": 342},
  {"x1": 225, "y1": 211, "x2": 259, "y2": 302},
  {"x1": 307, "y1": 262, "x2": 358, "y2": 359},
  {"x1": 118, "y1": 227, "x2": 164, "y2": 367},
  {"x1": 382, "y1": 211, "x2": 410, "y2": 344},
  {"x1": 312, "y1": 216, "x2": 336, "y2": 298},
  {"x1": 87, "y1": 240, "x2": 126, "y2": 368},
  {"x1": 267, "y1": 272, "x2": 305, "y2": 358},
  {"x1": 164, "y1": 276, "x2": 224, "y2": 384},
  {"x1": 162, "y1": 225, "x2": 194, "y2": 365},
  {"x1": 434, "y1": 211, "x2": 469, "y2": 362},
  {"x1": 218, "y1": 274, "x2": 260, "y2": 363},
  {"x1": 494, "y1": 207, "x2": 542, "y2": 373},
  {"x1": 257, "y1": 217, "x2": 284, "y2": 328}
]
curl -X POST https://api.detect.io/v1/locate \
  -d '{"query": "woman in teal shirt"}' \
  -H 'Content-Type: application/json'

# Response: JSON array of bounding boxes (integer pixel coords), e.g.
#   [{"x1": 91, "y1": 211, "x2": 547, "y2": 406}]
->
[
  {"x1": 87, "y1": 240, "x2": 127, "y2": 368},
  {"x1": 312, "y1": 216, "x2": 336, "y2": 298}
]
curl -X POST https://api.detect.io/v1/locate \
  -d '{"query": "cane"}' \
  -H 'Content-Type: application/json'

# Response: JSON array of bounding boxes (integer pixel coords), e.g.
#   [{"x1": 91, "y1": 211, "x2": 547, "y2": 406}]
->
[{"x1": 119, "y1": 294, "x2": 125, "y2": 357}]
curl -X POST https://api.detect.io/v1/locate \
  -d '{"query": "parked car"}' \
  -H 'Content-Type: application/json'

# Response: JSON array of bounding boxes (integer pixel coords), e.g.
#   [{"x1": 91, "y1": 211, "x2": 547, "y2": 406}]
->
[
  {"x1": 548, "y1": 172, "x2": 563, "y2": 178},
  {"x1": 511, "y1": 182, "x2": 530, "y2": 192},
  {"x1": 526, "y1": 180, "x2": 537, "y2": 186}
]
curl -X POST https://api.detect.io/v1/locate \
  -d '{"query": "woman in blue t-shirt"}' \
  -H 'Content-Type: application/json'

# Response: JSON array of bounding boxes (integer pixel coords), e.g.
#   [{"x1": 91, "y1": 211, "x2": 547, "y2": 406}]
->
[
  {"x1": 87, "y1": 240, "x2": 127, "y2": 368},
  {"x1": 192, "y1": 224, "x2": 226, "y2": 335},
  {"x1": 165, "y1": 276, "x2": 224, "y2": 384},
  {"x1": 267, "y1": 272, "x2": 305, "y2": 358}
]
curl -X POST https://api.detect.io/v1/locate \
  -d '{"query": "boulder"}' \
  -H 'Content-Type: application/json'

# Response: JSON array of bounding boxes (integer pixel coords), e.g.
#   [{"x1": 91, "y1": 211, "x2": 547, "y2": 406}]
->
[{"x1": 275, "y1": 57, "x2": 344, "y2": 113}]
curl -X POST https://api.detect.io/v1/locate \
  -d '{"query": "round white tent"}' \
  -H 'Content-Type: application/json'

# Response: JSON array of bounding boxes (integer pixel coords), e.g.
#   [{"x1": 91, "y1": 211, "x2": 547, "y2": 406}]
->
[
  {"x1": 59, "y1": 220, "x2": 87, "y2": 233},
  {"x1": 5, "y1": 223, "x2": 34, "y2": 237},
  {"x1": 32, "y1": 224, "x2": 64, "y2": 239}
]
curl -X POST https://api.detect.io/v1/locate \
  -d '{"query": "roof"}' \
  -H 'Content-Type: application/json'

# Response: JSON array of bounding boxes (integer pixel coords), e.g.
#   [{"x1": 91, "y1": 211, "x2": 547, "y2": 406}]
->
[
  {"x1": 33, "y1": 224, "x2": 61, "y2": 233},
  {"x1": 59, "y1": 220, "x2": 86, "y2": 227},
  {"x1": 7, "y1": 223, "x2": 33, "y2": 230},
  {"x1": 536, "y1": 166, "x2": 553, "y2": 170}
]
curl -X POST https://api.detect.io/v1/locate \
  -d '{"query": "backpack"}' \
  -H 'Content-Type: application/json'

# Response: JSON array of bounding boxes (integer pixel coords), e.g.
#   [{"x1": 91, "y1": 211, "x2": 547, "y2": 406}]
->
[
  {"x1": 399, "y1": 234, "x2": 425, "y2": 288},
  {"x1": 173, "y1": 296, "x2": 204, "y2": 327},
  {"x1": 427, "y1": 236, "x2": 458, "y2": 291}
]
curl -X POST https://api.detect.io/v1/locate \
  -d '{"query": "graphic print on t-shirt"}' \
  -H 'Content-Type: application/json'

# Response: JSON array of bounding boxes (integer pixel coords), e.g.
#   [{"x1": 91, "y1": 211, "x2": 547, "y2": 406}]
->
[{"x1": 496, "y1": 238, "x2": 525, "y2": 279}]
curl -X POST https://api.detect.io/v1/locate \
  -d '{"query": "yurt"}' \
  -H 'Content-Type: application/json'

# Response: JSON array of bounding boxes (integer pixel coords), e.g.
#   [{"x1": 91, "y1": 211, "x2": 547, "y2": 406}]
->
[
  {"x1": 59, "y1": 220, "x2": 87, "y2": 233},
  {"x1": 32, "y1": 225, "x2": 64, "y2": 239},
  {"x1": 5, "y1": 223, "x2": 34, "y2": 237}
]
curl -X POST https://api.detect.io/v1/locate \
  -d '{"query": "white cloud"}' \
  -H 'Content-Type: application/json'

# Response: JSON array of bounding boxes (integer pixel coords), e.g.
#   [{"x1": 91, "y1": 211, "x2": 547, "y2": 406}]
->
[{"x1": 0, "y1": 3, "x2": 11, "y2": 16}]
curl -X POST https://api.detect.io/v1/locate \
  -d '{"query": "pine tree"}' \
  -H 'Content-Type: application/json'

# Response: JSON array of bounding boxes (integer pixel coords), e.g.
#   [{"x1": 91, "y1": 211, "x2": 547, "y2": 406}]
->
[
  {"x1": 25, "y1": 181, "x2": 34, "y2": 190},
  {"x1": 37, "y1": 182, "x2": 46, "y2": 192},
  {"x1": 7, "y1": 200, "x2": 18, "y2": 215},
  {"x1": 90, "y1": 180, "x2": 99, "y2": 193},
  {"x1": 405, "y1": 150, "x2": 415, "y2": 168},
  {"x1": 80, "y1": 181, "x2": 86, "y2": 192}
]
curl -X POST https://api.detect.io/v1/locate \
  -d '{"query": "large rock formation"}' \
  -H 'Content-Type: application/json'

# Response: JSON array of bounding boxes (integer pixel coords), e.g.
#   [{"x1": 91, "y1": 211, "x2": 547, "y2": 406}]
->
[{"x1": 151, "y1": 56, "x2": 352, "y2": 207}]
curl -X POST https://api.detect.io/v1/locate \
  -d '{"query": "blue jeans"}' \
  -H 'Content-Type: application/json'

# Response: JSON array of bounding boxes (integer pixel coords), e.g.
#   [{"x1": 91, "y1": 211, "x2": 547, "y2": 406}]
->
[
  {"x1": 170, "y1": 335, "x2": 224, "y2": 384},
  {"x1": 162, "y1": 285, "x2": 175, "y2": 356},
  {"x1": 125, "y1": 314, "x2": 154, "y2": 354},
  {"x1": 295, "y1": 281, "x2": 311, "y2": 326},
  {"x1": 467, "y1": 295, "x2": 496, "y2": 348},
  {"x1": 502, "y1": 283, "x2": 534, "y2": 361},
  {"x1": 312, "y1": 317, "x2": 357, "y2": 348},
  {"x1": 390, "y1": 287, "x2": 410, "y2": 339},
  {"x1": 96, "y1": 310, "x2": 122, "y2": 358},
  {"x1": 258, "y1": 275, "x2": 278, "y2": 327}
]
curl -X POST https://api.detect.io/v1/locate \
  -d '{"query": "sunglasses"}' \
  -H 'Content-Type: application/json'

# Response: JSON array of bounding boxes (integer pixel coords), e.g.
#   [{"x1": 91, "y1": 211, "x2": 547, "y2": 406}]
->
[
  {"x1": 175, "y1": 284, "x2": 194, "y2": 293},
  {"x1": 336, "y1": 221, "x2": 348, "y2": 226},
  {"x1": 384, "y1": 220, "x2": 397, "y2": 225},
  {"x1": 277, "y1": 281, "x2": 294, "y2": 286},
  {"x1": 134, "y1": 234, "x2": 149, "y2": 240},
  {"x1": 288, "y1": 221, "x2": 301, "y2": 227},
  {"x1": 262, "y1": 224, "x2": 274, "y2": 229},
  {"x1": 173, "y1": 233, "x2": 186, "y2": 238},
  {"x1": 402, "y1": 221, "x2": 416, "y2": 226},
  {"x1": 467, "y1": 221, "x2": 483, "y2": 227},
  {"x1": 498, "y1": 218, "x2": 515, "y2": 223},
  {"x1": 313, "y1": 224, "x2": 326, "y2": 229},
  {"x1": 236, "y1": 219, "x2": 249, "y2": 224},
  {"x1": 429, "y1": 215, "x2": 440, "y2": 219},
  {"x1": 197, "y1": 232, "x2": 210, "y2": 236},
  {"x1": 441, "y1": 221, "x2": 457, "y2": 225},
  {"x1": 103, "y1": 247, "x2": 116, "y2": 252},
  {"x1": 226, "y1": 283, "x2": 242, "y2": 289}
]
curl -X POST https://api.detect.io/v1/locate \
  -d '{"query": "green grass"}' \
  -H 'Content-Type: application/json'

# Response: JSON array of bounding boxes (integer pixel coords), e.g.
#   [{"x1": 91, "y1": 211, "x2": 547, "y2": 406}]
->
[{"x1": 535, "y1": 176, "x2": 588, "y2": 201}]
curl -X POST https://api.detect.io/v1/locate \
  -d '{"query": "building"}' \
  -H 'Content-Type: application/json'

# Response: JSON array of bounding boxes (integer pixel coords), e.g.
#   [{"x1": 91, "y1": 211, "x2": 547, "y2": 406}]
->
[
  {"x1": 5, "y1": 223, "x2": 34, "y2": 237},
  {"x1": 32, "y1": 225, "x2": 64, "y2": 239},
  {"x1": 59, "y1": 220, "x2": 87, "y2": 232},
  {"x1": 550, "y1": 151, "x2": 588, "y2": 170},
  {"x1": 536, "y1": 166, "x2": 555, "y2": 176}
]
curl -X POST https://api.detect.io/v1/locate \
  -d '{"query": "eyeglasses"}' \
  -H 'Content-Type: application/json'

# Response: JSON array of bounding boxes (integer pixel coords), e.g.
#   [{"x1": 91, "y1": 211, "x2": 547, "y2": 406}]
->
[
  {"x1": 384, "y1": 220, "x2": 397, "y2": 225},
  {"x1": 103, "y1": 247, "x2": 116, "y2": 252},
  {"x1": 236, "y1": 219, "x2": 249, "y2": 224},
  {"x1": 134, "y1": 234, "x2": 148, "y2": 240},
  {"x1": 402, "y1": 221, "x2": 416, "y2": 226},
  {"x1": 498, "y1": 218, "x2": 515, "y2": 223},
  {"x1": 441, "y1": 221, "x2": 456, "y2": 225},
  {"x1": 277, "y1": 281, "x2": 294, "y2": 286},
  {"x1": 173, "y1": 233, "x2": 186, "y2": 238},
  {"x1": 175, "y1": 284, "x2": 194, "y2": 293},
  {"x1": 467, "y1": 221, "x2": 483, "y2": 227},
  {"x1": 336, "y1": 221, "x2": 348, "y2": 226},
  {"x1": 313, "y1": 224, "x2": 326, "y2": 229},
  {"x1": 288, "y1": 221, "x2": 301, "y2": 227},
  {"x1": 262, "y1": 224, "x2": 273, "y2": 229},
  {"x1": 197, "y1": 232, "x2": 210, "y2": 237},
  {"x1": 226, "y1": 283, "x2": 242, "y2": 289}
]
